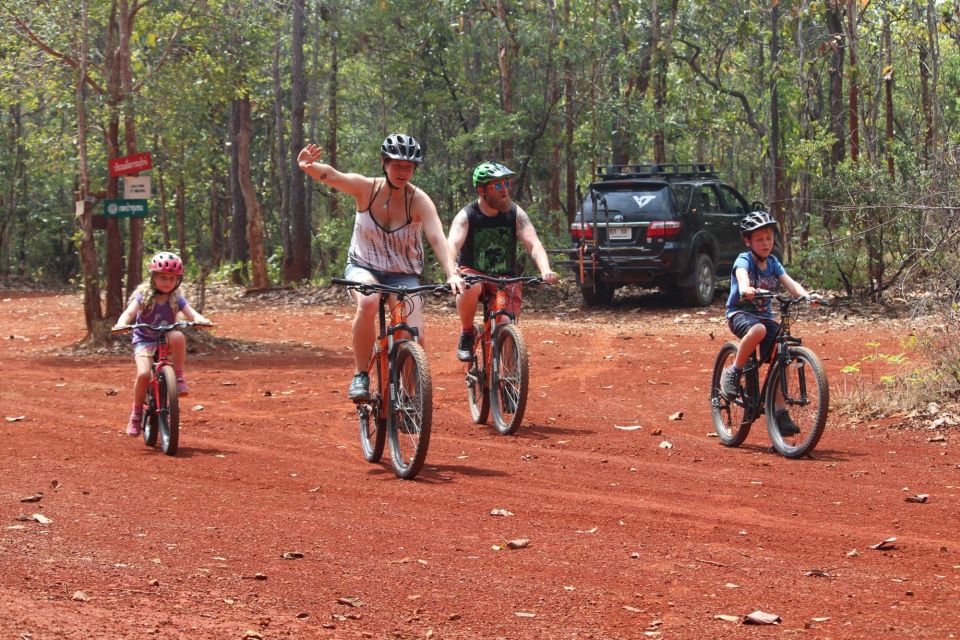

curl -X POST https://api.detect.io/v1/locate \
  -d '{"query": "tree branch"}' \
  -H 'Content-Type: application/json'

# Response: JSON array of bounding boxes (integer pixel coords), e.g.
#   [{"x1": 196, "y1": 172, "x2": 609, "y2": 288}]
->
[
  {"x1": 4, "y1": 9, "x2": 106, "y2": 94},
  {"x1": 675, "y1": 38, "x2": 765, "y2": 136}
]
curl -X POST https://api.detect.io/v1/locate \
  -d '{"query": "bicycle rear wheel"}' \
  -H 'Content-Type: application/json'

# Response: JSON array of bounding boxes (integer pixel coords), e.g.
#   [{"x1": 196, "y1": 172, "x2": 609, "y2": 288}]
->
[
  {"x1": 466, "y1": 323, "x2": 489, "y2": 425},
  {"x1": 709, "y1": 342, "x2": 753, "y2": 447},
  {"x1": 158, "y1": 365, "x2": 179, "y2": 456},
  {"x1": 490, "y1": 324, "x2": 529, "y2": 435},
  {"x1": 387, "y1": 341, "x2": 432, "y2": 479},
  {"x1": 142, "y1": 394, "x2": 158, "y2": 447},
  {"x1": 765, "y1": 346, "x2": 829, "y2": 458},
  {"x1": 358, "y1": 357, "x2": 386, "y2": 462}
]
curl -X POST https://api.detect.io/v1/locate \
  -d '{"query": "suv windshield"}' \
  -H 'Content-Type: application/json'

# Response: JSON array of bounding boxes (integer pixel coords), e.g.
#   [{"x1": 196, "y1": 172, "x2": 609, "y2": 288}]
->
[{"x1": 582, "y1": 185, "x2": 673, "y2": 221}]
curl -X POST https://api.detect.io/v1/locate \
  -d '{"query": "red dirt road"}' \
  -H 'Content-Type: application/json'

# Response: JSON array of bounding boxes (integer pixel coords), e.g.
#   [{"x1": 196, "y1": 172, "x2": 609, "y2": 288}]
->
[{"x1": 0, "y1": 290, "x2": 957, "y2": 639}]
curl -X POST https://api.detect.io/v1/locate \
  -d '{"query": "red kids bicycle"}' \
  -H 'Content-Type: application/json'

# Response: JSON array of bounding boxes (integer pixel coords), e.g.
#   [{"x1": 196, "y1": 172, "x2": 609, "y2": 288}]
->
[
  {"x1": 462, "y1": 274, "x2": 545, "y2": 435},
  {"x1": 113, "y1": 320, "x2": 212, "y2": 456}
]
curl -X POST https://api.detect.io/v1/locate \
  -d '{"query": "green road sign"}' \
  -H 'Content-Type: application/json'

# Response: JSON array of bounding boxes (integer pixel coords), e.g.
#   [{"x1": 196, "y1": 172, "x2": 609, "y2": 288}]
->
[{"x1": 102, "y1": 199, "x2": 149, "y2": 218}]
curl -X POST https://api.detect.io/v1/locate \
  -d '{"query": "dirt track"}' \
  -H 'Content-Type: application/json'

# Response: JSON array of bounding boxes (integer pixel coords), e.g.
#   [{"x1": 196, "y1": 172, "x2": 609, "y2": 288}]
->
[{"x1": 0, "y1": 290, "x2": 957, "y2": 639}]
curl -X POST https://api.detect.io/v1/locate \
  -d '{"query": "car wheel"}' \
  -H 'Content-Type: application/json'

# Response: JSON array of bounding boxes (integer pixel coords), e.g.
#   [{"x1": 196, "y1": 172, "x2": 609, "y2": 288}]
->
[{"x1": 679, "y1": 253, "x2": 716, "y2": 307}]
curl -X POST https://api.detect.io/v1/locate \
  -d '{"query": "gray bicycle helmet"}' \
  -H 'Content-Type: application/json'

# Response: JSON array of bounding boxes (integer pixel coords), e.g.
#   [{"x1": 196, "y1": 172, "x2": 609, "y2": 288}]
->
[
  {"x1": 740, "y1": 210, "x2": 778, "y2": 236},
  {"x1": 380, "y1": 133, "x2": 423, "y2": 164}
]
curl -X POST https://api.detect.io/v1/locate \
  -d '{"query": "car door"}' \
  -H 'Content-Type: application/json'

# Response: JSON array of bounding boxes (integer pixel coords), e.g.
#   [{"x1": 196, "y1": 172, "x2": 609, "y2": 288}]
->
[
  {"x1": 716, "y1": 184, "x2": 751, "y2": 270},
  {"x1": 694, "y1": 184, "x2": 732, "y2": 265}
]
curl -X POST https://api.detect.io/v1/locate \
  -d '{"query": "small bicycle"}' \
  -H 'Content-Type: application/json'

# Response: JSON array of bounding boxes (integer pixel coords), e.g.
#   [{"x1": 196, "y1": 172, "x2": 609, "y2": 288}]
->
[
  {"x1": 331, "y1": 278, "x2": 451, "y2": 480},
  {"x1": 709, "y1": 292, "x2": 830, "y2": 458},
  {"x1": 113, "y1": 320, "x2": 213, "y2": 456},
  {"x1": 462, "y1": 274, "x2": 545, "y2": 435}
]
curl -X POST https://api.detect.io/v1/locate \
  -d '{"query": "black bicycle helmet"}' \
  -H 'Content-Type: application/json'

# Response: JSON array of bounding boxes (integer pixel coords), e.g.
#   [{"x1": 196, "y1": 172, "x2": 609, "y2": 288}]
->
[
  {"x1": 380, "y1": 133, "x2": 423, "y2": 165},
  {"x1": 740, "y1": 210, "x2": 778, "y2": 236}
]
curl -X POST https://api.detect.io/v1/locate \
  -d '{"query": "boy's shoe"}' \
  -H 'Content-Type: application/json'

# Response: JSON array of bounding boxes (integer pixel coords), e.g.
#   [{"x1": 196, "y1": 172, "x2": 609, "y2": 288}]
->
[
  {"x1": 719, "y1": 366, "x2": 741, "y2": 400},
  {"x1": 456, "y1": 330, "x2": 476, "y2": 362},
  {"x1": 176, "y1": 377, "x2": 190, "y2": 396},
  {"x1": 347, "y1": 372, "x2": 370, "y2": 402},
  {"x1": 126, "y1": 412, "x2": 142, "y2": 436},
  {"x1": 774, "y1": 408, "x2": 801, "y2": 436}
]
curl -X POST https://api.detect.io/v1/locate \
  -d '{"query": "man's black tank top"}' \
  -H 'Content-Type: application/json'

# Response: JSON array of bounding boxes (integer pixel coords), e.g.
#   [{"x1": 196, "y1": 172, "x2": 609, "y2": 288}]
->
[{"x1": 457, "y1": 201, "x2": 518, "y2": 275}]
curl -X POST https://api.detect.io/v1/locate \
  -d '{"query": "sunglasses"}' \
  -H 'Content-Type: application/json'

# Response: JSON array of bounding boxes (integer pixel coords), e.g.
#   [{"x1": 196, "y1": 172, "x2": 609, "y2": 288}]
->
[{"x1": 484, "y1": 179, "x2": 511, "y2": 191}]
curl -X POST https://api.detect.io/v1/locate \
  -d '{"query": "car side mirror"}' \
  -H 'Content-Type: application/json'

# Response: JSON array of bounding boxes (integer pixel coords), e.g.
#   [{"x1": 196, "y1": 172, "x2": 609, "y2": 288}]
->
[{"x1": 750, "y1": 201, "x2": 765, "y2": 211}]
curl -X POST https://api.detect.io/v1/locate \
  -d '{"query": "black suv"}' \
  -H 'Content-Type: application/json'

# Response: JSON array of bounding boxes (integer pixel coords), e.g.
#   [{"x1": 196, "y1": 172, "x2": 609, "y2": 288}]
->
[{"x1": 557, "y1": 163, "x2": 763, "y2": 307}]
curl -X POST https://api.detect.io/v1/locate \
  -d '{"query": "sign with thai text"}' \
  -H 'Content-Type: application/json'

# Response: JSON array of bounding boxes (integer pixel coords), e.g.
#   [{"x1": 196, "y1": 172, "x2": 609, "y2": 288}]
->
[
  {"x1": 103, "y1": 199, "x2": 149, "y2": 218},
  {"x1": 109, "y1": 152, "x2": 153, "y2": 177}
]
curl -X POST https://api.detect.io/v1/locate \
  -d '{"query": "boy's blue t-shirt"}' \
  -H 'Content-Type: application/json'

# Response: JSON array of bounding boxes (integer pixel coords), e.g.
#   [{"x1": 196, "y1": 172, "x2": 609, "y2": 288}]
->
[{"x1": 725, "y1": 251, "x2": 785, "y2": 319}]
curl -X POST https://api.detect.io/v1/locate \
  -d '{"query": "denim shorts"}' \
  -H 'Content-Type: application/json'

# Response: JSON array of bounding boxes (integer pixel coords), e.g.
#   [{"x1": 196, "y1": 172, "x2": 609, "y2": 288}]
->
[
  {"x1": 728, "y1": 312, "x2": 780, "y2": 363},
  {"x1": 344, "y1": 263, "x2": 420, "y2": 289}
]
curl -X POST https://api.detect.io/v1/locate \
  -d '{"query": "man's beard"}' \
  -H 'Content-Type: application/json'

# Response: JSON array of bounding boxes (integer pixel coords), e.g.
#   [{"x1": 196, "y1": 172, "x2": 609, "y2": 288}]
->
[{"x1": 483, "y1": 191, "x2": 511, "y2": 213}]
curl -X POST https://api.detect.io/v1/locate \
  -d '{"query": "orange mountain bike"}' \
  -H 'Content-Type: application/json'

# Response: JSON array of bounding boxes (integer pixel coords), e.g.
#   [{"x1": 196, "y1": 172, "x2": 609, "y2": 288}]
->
[
  {"x1": 462, "y1": 274, "x2": 545, "y2": 435},
  {"x1": 332, "y1": 278, "x2": 451, "y2": 479}
]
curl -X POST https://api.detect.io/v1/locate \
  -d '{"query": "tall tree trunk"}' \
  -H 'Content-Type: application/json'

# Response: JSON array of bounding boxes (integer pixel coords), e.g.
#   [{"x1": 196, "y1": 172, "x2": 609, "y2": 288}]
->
[
  {"x1": 770, "y1": 0, "x2": 785, "y2": 228},
  {"x1": 272, "y1": 26, "x2": 291, "y2": 279},
  {"x1": 288, "y1": 0, "x2": 311, "y2": 281},
  {"x1": 610, "y1": 1, "x2": 629, "y2": 165},
  {"x1": 564, "y1": 0, "x2": 576, "y2": 223},
  {"x1": 883, "y1": 0, "x2": 895, "y2": 177},
  {"x1": 496, "y1": 0, "x2": 515, "y2": 161},
  {"x1": 326, "y1": 3, "x2": 340, "y2": 228},
  {"x1": 175, "y1": 178, "x2": 186, "y2": 259},
  {"x1": 237, "y1": 96, "x2": 270, "y2": 289},
  {"x1": 825, "y1": 0, "x2": 846, "y2": 168},
  {"x1": 228, "y1": 98, "x2": 249, "y2": 284},
  {"x1": 846, "y1": 0, "x2": 859, "y2": 163},
  {"x1": 75, "y1": 0, "x2": 104, "y2": 334},
  {"x1": 103, "y1": 1, "x2": 124, "y2": 318},
  {"x1": 121, "y1": 1, "x2": 142, "y2": 299},
  {"x1": 209, "y1": 164, "x2": 223, "y2": 266}
]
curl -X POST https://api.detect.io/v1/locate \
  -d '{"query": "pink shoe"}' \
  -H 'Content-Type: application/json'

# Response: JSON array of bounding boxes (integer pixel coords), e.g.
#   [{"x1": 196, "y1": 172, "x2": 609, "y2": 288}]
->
[
  {"x1": 126, "y1": 412, "x2": 142, "y2": 436},
  {"x1": 176, "y1": 377, "x2": 189, "y2": 396}
]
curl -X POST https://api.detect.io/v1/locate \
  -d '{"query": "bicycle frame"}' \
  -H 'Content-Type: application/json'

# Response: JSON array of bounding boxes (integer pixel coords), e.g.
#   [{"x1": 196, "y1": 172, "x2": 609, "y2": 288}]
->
[
  {"x1": 739, "y1": 297, "x2": 806, "y2": 420},
  {"x1": 370, "y1": 291, "x2": 420, "y2": 407}
]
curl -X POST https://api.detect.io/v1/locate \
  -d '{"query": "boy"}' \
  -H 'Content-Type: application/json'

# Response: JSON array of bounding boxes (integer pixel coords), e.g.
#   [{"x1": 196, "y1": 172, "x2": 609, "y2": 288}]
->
[{"x1": 720, "y1": 212, "x2": 818, "y2": 434}]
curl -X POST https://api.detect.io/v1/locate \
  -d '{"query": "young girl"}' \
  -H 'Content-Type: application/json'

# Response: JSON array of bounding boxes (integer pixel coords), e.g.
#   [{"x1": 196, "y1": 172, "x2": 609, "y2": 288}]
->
[{"x1": 113, "y1": 251, "x2": 211, "y2": 436}]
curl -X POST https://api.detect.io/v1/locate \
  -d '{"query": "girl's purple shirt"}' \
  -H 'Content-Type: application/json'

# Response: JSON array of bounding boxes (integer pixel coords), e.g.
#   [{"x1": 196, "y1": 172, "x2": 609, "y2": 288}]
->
[{"x1": 132, "y1": 293, "x2": 189, "y2": 345}]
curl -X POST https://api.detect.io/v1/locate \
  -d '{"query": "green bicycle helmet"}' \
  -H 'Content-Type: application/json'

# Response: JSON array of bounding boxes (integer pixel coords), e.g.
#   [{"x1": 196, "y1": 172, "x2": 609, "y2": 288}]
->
[{"x1": 472, "y1": 161, "x2": 515, "y2": 189}]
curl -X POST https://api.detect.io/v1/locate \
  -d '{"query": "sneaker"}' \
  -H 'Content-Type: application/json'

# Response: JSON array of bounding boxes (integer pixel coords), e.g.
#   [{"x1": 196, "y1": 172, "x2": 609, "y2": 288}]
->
[
  {"x1": 176, "y1": 377, "x2": 190, "y2": 396},
  {"x1": 456, "y1": 330, "x2": 476, "y2": 362},
  {"x1": 719, "y1": 366, "x2": 741, "y2": 400},
  {"x1": 774, "y1": 408, "x2": 801, "y2": 436},
  {"x1": 347, "y1": 372, "x2": 370, "y2": 402},
  {"x1": 126, "y1": 412, "x2": 142, "y2": 436}
]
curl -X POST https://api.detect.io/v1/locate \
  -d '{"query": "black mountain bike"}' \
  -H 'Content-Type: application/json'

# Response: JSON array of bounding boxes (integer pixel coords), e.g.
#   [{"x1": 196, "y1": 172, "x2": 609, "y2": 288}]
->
[{"x1": 709, "y1": 293, "x2": 829, "y2": 458}]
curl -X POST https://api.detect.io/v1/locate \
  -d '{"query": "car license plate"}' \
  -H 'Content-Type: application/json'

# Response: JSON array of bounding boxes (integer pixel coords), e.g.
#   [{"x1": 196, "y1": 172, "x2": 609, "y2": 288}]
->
[{"x1": 608, "y1": 227, "x2": 631, "y2": 240}]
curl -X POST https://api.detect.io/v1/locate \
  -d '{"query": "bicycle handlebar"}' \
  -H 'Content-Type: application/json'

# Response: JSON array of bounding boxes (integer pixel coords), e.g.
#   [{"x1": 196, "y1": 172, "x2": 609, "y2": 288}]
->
[
  {"x1": 331, "y1": 278, "x2": 453, "y2": 298},
  {"x1": 111, "y1": 320, "x2": 215, "y2": 335},
  {"x1": 461, "y1": 273, "x2": 546, "y2": 286},
  {"x1": 752, "y1": 290, "x2": 831, "y2": 307}
]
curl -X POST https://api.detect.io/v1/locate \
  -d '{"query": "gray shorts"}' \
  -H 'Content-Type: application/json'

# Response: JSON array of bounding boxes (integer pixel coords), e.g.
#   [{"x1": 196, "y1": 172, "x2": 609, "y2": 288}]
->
[{"x1": 344, "y1": 263, "x2": 420, "y2": 289}]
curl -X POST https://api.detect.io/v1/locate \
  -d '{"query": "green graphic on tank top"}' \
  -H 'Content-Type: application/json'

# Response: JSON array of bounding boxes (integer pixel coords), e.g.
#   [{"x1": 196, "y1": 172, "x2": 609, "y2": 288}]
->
[{"x1": 472, "y1": 226, "x2": 515, "y2": 274}]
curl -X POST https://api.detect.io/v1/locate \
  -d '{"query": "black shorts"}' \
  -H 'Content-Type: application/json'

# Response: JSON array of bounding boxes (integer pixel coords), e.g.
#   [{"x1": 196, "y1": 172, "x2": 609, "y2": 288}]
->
[{"x1": 728, "y1": 312, "x2": 780, "y2": 363}]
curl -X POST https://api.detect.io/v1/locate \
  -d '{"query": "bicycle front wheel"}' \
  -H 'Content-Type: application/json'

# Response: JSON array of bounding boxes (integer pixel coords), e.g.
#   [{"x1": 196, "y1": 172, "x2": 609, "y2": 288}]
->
[
  {"x1": 466, "y1": 323, "x2": 489, "y2": 425},
  {"x1": 765, "y1": 346, "x2": 829, "y2": 459},
  {"x1": 490, "y1": 324, "x2": 529, "y2": 435},
  {"x1": 142, "y1": 394, "x2": 158, "y2": 447},
  {"x1": 387, "y1": 341, "x2": 432, "y2": 480},
  {"x1": 359, "y1": 357, "x2": 386, "y2": 463},
  {"x1": 158, "y1": 365, "x2": 180, "y2": 456},
  {"x1": 709, "y1": 341, "x2": 753, "y2": 447}
]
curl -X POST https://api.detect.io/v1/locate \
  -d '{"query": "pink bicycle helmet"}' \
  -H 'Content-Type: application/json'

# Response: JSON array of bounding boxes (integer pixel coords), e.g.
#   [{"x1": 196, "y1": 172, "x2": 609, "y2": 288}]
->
[{"x1": 149, "y1": 251, "x2": 184, "y2": 276}]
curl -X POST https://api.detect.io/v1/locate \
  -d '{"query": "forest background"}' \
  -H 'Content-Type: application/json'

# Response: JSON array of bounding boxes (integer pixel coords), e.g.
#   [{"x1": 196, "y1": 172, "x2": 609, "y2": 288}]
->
[{"x1": 0, "y1": 0, "x2": 957, "y2": 346}]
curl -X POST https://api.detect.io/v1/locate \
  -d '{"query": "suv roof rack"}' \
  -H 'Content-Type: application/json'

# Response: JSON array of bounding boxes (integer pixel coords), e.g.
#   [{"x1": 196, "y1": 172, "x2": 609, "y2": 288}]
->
[{"x1": 596, "y1": 163, "x2": 716, "y2": 180}]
